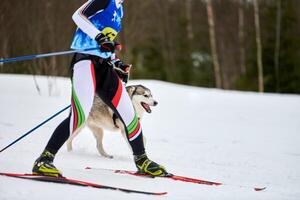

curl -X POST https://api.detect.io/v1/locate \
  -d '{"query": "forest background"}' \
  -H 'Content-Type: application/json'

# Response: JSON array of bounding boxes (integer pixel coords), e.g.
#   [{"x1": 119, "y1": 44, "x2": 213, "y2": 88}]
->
[{"x1": 0, "y1": 0, "x2": 299, "y2": 93}]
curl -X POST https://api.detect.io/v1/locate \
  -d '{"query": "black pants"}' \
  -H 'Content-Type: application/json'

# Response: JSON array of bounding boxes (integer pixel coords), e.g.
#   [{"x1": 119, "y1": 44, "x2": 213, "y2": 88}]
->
[{"x1": 45, "y1": 53, "x2": 145, "y2": 156}]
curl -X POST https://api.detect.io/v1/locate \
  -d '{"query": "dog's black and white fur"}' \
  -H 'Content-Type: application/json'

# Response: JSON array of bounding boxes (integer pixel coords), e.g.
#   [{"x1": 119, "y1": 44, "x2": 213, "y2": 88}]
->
[{"x1": 66, "y1": 85, "x2": 158, "y2": 158}]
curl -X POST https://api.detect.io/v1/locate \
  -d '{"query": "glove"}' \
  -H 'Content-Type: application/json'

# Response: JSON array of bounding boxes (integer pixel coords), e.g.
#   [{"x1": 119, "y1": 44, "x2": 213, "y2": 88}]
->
[
  {"x1": 111, "y1": 58, "x2": 131, "y2": 83},
  {"x1": 95, "y1": 33, "x2": 115, "y2": 53}
]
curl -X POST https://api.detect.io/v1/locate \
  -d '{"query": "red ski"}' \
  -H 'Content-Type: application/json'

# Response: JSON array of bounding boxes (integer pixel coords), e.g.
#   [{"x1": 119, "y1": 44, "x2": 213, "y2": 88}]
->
[
  {"x1": 85, "y1": 167, "x2": 266, "y2": 191},
  {"x1": 0, "y1": 172, "x2": 167, "y2": 196},
  {"x1": 85, "y1": 167, "x2": 221, "y2": 185}
]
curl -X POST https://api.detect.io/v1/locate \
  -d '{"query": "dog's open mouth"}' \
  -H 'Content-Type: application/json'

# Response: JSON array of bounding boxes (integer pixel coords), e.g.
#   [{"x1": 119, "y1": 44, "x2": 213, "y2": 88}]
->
[{"x1": 141, "y1": 102, "x2": 151, "y2": 113}]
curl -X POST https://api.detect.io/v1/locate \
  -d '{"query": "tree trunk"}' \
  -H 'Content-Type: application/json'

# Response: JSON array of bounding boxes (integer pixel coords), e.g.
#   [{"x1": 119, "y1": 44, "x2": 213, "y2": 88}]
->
[
  {"x1": 206, "y1": 0, "x2": 222, "y2": 88},
  {"x1": 274, "y1": 0, "x2": 282, "y2": 92},
  {"x1": 238, "y1": 0, "x2": 246, "y2": 75},
  {"x1": 155, "y1": 0, "x2": 177, "y2": 82},
  {"x1": 253, "y1": 0, "x2": 264, "y2": 92},
  {"x1": 185, "y1": 0, "x2": 194, "y2": 41}
]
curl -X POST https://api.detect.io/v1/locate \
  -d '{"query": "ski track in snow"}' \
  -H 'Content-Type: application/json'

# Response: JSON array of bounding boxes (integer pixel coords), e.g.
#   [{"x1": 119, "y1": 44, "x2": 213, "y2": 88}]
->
[{"x1": 0, "y1": 74, "x2": 300, "y2": 200}]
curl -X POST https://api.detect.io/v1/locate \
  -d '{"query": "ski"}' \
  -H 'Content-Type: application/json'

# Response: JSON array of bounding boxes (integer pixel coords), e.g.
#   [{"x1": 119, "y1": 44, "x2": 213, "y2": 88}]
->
[
  {"x1": 0, "y1": 172, "x2": 167, "y2": 196},
  {"x1": 85, "y1": 167, "x2": 221, "y2": 186},
  {"x1": 85, "y1": 167, "x2": 266, "y2": 191}
]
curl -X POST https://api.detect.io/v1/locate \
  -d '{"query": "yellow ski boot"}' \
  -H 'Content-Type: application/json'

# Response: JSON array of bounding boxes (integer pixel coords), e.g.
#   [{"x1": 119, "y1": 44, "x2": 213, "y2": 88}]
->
[
  {"x1": 134, "y1": 153, "x2": 169, "y2": 177},
  {"x1": 32, "y1": 150, "x2": 62, "y2": 177}
]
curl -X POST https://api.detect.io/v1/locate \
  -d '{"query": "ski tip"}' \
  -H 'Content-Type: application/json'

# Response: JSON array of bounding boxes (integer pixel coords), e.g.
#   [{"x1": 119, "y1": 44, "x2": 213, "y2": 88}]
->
[
  {"x1": 155, "y1": 192, "x2": 168, "y2": 195},
  {"x1": 85, "y1": 167, "x2": 91, "y2": 170},
  {"x1": 254, "y1": 187, "x2": 266, "y2": 191}
]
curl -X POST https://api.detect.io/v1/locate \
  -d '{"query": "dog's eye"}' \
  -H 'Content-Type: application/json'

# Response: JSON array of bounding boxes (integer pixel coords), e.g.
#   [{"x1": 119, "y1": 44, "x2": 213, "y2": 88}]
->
[{"x1": 144, "y1": 95, "x2": 149, "y2": 98}]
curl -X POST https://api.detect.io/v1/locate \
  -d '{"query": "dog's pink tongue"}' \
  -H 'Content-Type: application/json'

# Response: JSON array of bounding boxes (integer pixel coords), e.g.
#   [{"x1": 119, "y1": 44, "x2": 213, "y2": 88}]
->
[{"x1": 142, "y1": 102, "x2": 151, "y2": 113}]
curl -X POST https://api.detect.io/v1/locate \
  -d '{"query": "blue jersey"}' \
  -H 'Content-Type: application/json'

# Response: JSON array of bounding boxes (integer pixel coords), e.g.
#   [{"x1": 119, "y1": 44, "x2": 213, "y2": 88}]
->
[{"x1": 71, "y1": 0, "x2": 123, "y2": 58}]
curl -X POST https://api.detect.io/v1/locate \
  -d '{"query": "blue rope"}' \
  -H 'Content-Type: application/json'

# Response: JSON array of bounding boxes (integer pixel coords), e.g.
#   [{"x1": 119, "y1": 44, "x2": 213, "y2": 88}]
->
[
  {"x1": 0, "y1": 48, "x2": 98, "y2": 63},
  {"x1": 0, "y1": 105, "x2": 71, "y2": 153}
]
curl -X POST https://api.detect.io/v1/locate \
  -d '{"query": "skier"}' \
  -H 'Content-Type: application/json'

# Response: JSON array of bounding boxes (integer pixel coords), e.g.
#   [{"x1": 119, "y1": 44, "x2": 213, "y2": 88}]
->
[{"x1": 32, "y1": 0, "x2": 168, "y2": 177}]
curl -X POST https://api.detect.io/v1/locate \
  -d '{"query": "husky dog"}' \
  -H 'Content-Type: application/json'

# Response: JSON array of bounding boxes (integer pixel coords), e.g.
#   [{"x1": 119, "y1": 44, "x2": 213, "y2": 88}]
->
[{"x1": 66, "y1": 85, "x2": 158, "y2": 158}]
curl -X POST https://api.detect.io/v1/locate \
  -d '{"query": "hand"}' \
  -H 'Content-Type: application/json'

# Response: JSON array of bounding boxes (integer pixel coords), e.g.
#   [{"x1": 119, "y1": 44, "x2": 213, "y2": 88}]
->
[
  {"x1": 95, "y1": 33, "x2": 115, "y2": 53},
  {"x1": 111, "y1": 59, "x2": 131, "y2": 83},
  {"x1": 114, "y1": 42, "x2": 122, "y2": 51}
]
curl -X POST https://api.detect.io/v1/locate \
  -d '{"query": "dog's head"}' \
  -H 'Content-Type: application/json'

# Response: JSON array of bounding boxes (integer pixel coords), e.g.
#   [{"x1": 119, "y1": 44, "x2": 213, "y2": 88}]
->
[{"x1": 126, "y1": 85, "x2": 158, "y2": 118}]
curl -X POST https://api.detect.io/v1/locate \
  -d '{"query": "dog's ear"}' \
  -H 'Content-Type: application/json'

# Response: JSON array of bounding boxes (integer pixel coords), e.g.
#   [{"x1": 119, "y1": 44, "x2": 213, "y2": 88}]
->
[{"x1": 126, "y1": 86, "x2": 136, "y2": 97}]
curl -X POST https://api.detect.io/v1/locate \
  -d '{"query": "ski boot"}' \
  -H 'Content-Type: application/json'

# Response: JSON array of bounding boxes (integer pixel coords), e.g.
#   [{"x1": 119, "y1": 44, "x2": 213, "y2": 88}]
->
[
  {"x1": 32, "y1": 150, "x2": 62, "y2": 177},
  {"x1": 134, "y1": 153, "x2": 170, "y2": 177}
]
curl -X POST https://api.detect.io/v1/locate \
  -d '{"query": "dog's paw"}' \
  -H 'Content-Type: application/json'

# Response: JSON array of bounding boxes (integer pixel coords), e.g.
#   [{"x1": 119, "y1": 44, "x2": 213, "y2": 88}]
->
[
  {"x1": 99, "y1": 152, "x2": 114, "y2": 159},
  {"x1": 103, "y1": 154, "x2": 114, "y2": 159}
]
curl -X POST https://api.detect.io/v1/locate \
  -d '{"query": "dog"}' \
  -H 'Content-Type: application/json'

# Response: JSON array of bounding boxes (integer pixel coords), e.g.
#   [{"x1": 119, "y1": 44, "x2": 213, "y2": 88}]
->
[{"x1": 66, "y1": 85, "x2": 158, "y2": 158}]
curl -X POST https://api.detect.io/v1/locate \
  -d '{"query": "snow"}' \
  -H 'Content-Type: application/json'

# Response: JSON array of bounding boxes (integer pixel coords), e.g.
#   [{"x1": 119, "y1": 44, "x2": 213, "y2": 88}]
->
[{"x1": 0, "y1": 74, "x2": 300, "y2": 200}]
